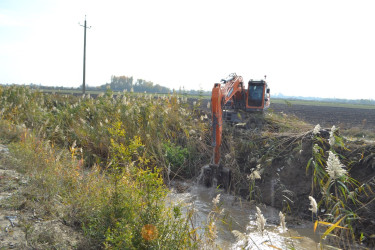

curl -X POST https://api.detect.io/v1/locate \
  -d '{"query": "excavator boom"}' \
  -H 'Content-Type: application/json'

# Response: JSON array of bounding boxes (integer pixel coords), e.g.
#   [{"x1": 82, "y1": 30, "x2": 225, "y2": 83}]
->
[
  {"x1": 211, "y1": 83, "x2": 223, "y2": 165},
  {"x1": 204, "y1": 73, "x2": 270, "y2": 190},
  {"x1": 211, "y1": 74, "x2": 244, "y2": 165}
]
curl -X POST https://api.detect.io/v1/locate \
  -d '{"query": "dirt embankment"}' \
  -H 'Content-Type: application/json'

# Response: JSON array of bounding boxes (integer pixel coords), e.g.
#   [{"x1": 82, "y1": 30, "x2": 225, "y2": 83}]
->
[
  {"x1": 194, "y1": 97, "x2": 375, "y2": 245},
  {"x1": 220, "y1": 125, "x2": 375, "y2": 246},
  {"x1": 0, "y1": 145, "x2": 83, "y2": 249},
  {"x1": 267, "y1": 136, "x2": 375, "y2": 245}
]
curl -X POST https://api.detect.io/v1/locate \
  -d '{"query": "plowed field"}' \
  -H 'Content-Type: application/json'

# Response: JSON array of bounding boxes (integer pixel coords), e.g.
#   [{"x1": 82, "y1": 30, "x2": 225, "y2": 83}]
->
[{"x1": 271, "y1": 103, "x2": 375, "y2": 130}]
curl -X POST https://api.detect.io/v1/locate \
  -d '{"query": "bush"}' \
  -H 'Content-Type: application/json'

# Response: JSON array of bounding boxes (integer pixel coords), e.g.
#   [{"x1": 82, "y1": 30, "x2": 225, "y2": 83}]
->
[{"x1": 163, "y1": 141, "x2": 189, "y2": 174}]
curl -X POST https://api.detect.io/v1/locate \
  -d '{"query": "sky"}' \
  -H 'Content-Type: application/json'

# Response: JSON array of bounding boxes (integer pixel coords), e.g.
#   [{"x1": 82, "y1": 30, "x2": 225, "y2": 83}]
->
[{"x1": 1, "y1": 0, "x2": 375, "y2": 99}]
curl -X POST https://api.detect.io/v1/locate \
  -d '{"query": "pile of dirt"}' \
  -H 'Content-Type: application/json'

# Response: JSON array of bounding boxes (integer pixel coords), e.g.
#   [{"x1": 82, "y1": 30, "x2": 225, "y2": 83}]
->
[
  {"x1": 345, "y1": 143, "x2": 375, "y2": 245},
  {"x1": 224, "y1": 129, "x2": 316, "y2": 212}
]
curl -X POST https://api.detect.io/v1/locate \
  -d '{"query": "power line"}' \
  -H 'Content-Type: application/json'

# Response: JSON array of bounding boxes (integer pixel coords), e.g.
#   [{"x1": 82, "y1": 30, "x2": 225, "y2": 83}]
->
[{"x1": 79, "y1": 15, "x2": 91, "y2": 94}]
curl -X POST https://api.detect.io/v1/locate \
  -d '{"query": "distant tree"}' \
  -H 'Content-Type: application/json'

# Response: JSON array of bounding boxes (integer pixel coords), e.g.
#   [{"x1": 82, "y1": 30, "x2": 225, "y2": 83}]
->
[
  {"x1": 110, "y1": 75, "x2": 133, "y2": 91},
  {"x1": 97, "y1": 75, "x2": 172, "y2": 93}
]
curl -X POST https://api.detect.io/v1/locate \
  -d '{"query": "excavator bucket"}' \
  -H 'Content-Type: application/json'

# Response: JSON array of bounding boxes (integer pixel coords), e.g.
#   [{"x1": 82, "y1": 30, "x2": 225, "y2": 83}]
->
[{"x1": 201, "y1": 164, "x2": 231, "y2": 191}]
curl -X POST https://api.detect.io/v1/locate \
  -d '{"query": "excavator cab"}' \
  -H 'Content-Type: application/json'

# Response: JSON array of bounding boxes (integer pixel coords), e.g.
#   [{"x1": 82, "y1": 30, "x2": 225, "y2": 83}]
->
[{"x1": 246, "y1": 80, "x2": 270, "y2": 111}]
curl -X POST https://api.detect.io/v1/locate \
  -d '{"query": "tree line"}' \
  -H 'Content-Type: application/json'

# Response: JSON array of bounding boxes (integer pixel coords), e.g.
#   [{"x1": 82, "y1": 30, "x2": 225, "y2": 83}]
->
[
  {"x1": 93, "y1": 75, "x2": 171, "y2": 93},
  {"x1": 0, "y1": 76, "x2": 210, "y2": 96}
]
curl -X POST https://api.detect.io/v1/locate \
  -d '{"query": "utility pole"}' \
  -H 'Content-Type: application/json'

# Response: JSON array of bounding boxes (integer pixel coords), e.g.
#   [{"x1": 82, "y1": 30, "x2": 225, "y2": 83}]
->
[{"x1": 79, "y1": 16, "x2": 91, "y2": 94}]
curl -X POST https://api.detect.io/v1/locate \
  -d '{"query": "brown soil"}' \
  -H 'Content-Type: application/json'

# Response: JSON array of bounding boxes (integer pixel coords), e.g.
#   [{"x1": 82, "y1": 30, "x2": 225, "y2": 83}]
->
[{"x1": 270, "y1": 103, "x2": 375, "y2": 131}]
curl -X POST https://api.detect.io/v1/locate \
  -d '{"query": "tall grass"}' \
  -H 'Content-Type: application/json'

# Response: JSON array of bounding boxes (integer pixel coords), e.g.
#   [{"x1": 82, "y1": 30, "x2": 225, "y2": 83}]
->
[
  {"x1": 307, "y1": 125, "x2": 363, "y2": 247},
  {"x1": 0, "y1": 85, "x2": 210, "y2": 248},
  {"x1": 0, "y1": 85, "x2": 210, "y2": 177}
]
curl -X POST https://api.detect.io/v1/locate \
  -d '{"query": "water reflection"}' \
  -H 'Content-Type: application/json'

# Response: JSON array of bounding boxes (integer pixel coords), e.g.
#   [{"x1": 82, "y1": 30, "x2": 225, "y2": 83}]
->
[{"x1": 167, "y1": 182, "x2": 320, "y2": 249}]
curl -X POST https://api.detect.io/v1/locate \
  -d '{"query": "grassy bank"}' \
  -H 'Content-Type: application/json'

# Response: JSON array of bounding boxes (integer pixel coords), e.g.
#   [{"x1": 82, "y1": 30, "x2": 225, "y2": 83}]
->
[{"x1": 0, "y1": 86, "x2": 216, "y2": 248}]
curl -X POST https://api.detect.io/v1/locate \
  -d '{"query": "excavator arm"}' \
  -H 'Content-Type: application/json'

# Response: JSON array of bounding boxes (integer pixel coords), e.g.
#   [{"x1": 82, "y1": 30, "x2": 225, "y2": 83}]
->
[
  {"x1": 211, "y1": 73, "x2": 244, "y2": 165},
  {"x1": 211, "y1": 83, "x2": 223, "y2": 165},
  {"x1": 203, "y1": 73, "x2": 269, "y2": 190}
]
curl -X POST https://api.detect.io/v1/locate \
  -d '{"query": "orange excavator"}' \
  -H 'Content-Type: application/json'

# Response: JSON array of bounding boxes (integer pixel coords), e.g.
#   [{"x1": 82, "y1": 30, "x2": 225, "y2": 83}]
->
[{"x1": 202, "y1": 73, "x2": 270, "y2": 190}]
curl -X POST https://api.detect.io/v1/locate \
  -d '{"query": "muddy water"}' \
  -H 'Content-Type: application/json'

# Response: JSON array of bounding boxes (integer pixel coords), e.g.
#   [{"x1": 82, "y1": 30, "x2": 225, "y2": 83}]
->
[{"x1": 167, "y1": 182, "x2": 321, "y2": 249}]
